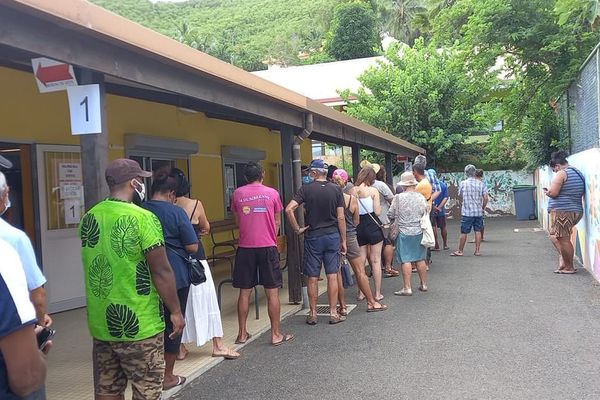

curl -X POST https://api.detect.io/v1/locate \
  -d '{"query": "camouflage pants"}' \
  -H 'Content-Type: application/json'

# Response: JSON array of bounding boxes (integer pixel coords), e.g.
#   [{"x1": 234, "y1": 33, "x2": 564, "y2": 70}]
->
[{"x1": 93, "y1": 333, "x2": 165, "y2": 400}]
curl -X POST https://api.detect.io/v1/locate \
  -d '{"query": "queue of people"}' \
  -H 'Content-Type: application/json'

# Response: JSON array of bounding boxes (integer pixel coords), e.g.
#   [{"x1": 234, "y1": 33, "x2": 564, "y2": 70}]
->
[{"x1": 2, "y1": 149, "x2": 584, "y2": 399}]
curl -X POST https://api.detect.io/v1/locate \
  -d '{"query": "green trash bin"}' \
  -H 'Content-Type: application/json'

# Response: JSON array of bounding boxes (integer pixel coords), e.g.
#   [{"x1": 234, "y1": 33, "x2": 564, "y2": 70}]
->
[{"x1": 512, "y1": 185, "x2": 537, "y2": 220}]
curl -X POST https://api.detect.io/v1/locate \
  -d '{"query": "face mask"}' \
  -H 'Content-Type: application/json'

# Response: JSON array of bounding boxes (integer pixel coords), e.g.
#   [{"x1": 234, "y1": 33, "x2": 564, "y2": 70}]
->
[
  {"x1": 0, "y1": 195, "x2": 10, "y2": 216},
  {"x1": 302, "y1": 176, "x2": 313, "y2": 185},
  {"x1": 132, "y1": 179, "x2": 146, "y2": 203}
]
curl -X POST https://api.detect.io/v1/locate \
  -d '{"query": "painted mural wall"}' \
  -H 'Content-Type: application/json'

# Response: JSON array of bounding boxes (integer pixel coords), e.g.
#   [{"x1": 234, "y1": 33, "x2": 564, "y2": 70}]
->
[
  {"x1": 439, "y1": 170, "x2": 534, "y2": 219},
  {"x1": 536, "y1": 148, "x2": 600, "y2": 280}
]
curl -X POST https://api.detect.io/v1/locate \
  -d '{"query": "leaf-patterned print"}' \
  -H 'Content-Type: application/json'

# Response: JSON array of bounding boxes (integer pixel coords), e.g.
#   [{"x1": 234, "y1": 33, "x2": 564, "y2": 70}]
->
[
  {"x1": 135, "y1": 260, "x2": 151, "y2": 296},
  {"x1": 110, "y1": 216, "x2": 140, "y2": 259},
  {"x1": 88, "y1": 255, "x2": 113, "y2": 299},
  {"x1": 80, "y1": 213, "x2": 100, "y2": 248},
  {"x1": 106, "y1": 303, "x2": 140, "y2": 339},
  {"x1": 158, "y1": 299, "x2": 165, "y2": 322}
]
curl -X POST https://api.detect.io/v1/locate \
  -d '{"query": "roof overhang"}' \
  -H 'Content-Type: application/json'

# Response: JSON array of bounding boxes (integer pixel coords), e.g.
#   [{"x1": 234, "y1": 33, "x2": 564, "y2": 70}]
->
[{"x1": 0, "y1": 0, "x2": 424, "y2": 156}]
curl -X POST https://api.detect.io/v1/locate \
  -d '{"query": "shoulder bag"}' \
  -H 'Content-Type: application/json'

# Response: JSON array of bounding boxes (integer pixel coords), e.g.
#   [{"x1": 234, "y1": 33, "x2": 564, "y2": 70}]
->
[
  {"x1": 166, "y1": 245, "x2": 207, "y2": 285},
  {"x1": 420, "y1": 212, "x2": 435, "y2": 248},
  {"x1": 388, "y1": 196, "x2": 401, "y2": 242},
  {"x1": 340, "y1": 255, "x2": 355, "y2": 288}
]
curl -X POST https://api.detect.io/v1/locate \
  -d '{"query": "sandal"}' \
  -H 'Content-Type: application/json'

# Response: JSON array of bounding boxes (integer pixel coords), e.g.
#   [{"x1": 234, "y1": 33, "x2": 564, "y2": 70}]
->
[
  {"x1": 163, "y1": 375, "x2": 186, "y2": 391},
  {"x1": 212, "y1": 348, "x2": 241, "y2": 360},
  {"x1": 234, "y1": 333, "x2": 252, "y2": 344},
  {"x1": 450, "y1": 251, "x2": 464, "y2": 257},
  {"x1": 272, "y1": 333, "x2": 295, "y2": 346},
  {"x1": 329, "y1": 314, "x2": 346, "y2": 324},
  {"x1": 337, "y1": 306, "x2": 348, "y2": 316},
  {"x1": 554, "y1": 269, "x2": 577, "y2": 274},
  {"x1": 306, "y1": 315, "x2": 318, "y2": 325},
  {"x1": 367, "y1": 304, "x2": 388, "y2": 313},
  {"x1": 384, "y1": 268, "x2": 400, "y2": 277}
]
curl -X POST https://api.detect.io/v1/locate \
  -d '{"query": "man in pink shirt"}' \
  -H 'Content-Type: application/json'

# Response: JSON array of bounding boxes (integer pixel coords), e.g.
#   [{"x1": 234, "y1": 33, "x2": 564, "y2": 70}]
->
[{"x1": 232, "y1": 162, "x2": 294, "y2": 346}]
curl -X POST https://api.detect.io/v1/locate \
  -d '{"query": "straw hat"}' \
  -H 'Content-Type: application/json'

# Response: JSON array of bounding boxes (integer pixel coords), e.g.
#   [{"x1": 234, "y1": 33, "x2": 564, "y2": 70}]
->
[
  {"x1": 398, "y1": 171, "x2": 418, "y2": 186},
  {"x1": 359, "y1": 160, "x2": 381, "y2": 174}
]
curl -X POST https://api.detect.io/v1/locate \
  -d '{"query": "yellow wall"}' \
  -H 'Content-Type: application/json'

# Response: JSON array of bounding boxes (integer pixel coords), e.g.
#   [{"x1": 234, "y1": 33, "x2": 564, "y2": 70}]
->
[{"x1": 0, "y1": 66, "x2": 312, "y2": 250}]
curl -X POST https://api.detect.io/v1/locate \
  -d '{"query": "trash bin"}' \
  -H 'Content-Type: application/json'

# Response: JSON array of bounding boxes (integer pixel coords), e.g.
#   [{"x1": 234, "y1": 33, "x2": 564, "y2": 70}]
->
[{"x1": 512, "y1": 185, "x2": 537, "y2": 220}]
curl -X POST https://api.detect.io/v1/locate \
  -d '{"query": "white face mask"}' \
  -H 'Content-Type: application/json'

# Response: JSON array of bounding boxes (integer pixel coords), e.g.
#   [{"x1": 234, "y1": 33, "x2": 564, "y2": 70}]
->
[
  {"x1": 0, "y1": 195, "x2": 9, "y2": 216},
  {"x1": 132, "y1": 179, "x2": 146, "y2": 202}
]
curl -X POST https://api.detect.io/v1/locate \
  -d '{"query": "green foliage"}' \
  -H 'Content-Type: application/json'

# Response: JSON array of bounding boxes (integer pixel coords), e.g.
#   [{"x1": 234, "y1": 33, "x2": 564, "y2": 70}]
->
[
  {"x1": 343, "y1": 39, "x2": 495, "y2": 168},
  {"x1": 91, "y1": 0, "x2": 342, "y2": 70},
  {"x1": 431, "y1": 0, "x2": 600, "y2": 168},
  {"x1": 325, "y1": 2, "x2": 381, "y2": 60},
  {"x1": 370, "y1": 0, "x2": 428, "y2": 45},
  {"x1": 555, "y1": 0, "x2": 600, "y2": 29}
]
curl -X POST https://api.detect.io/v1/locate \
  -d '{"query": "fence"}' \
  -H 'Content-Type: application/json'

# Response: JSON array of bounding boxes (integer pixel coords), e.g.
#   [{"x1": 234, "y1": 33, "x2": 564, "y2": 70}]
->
[{"x1": 560, "y1": 43, "x2": 600, "y2": 153}]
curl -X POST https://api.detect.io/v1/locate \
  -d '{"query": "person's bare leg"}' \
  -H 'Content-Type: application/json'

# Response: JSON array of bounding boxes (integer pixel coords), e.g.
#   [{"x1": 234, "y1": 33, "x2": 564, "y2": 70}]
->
[
  {"x1": 441, "y1": 225, "x2": 449, "y2": 249},
  {"x1": 307, "y1": 277, "x2": 319, "y2": 318},
  {"x1": 263, "y1": 287, "x2": 287, "y2": 343},
  {"x1": 236, "y1": 289, "x2": 252, "y2": 342},
  {"x1": 178, "y1": 343, "x2": 188, "y2": 360},
  {"x1": 401, "y1": 262, "x2": 412, "y2": 290},
  {"x1": 383, "y1": 244, "x2": 395, "y2": 270},
  {"x1": 433, "y1": 225, "x2": 440, "y2": 249},
  {"x1": 369, "y1": 241, "x2": 384, "y2": 300},
  {"x1": 348, "y1": 256, "x2": 383, "y2": 309},
  {"x1": 326, "y1": 273, "x2": 340, "y2": 316},
  {"x1": 474, "y1": 231, "x2": 482, "y2": 255},
  {"x1": 336, "y1": 270, "x2": 346, "y2": 312},
  {"x1": 356, "y1": 246, "x2": 369, "y2": 300},
  {"x1": 558, "y1": 237, "x2": 576, "y2": 271},
  {"x1": 456, "y1": 233, "x2": 468, "y2": 254},
  {"x1": 549, "y1": 235, "x2": 565, "y2": 270},
  {"x1": 415, "y1": 260, "x2": 428, "y2": 289},
  {"x1": 164, "y1": 352, "x2": 178, "y2": 388},
  {"x1": 481, "y1": 226, "x2": 485, "y2": 241}
]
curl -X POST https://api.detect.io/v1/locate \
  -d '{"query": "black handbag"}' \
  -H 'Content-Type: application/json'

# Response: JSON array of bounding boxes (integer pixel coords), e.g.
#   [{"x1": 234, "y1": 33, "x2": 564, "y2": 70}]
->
[
  {"x1": 167, "y1": 246, "x2": 207, "y2": 286},
  {"x1": 340, "y1": 255, "x2": 355, "y2": 288}
]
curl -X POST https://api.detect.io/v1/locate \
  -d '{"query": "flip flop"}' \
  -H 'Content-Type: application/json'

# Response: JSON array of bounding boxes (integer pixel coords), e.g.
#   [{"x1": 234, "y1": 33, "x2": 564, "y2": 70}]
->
[
  {"x1": 163, "y1": 375, "x2": 186, "y2": 391},
  {"x1": 375, "y1": 295, "x2": 384, "y2": 301},
  {"x1": 306, "y1": 315, "x2": 318, "y2": 325},
  {"x1": 234, "y1": 333, "x2": 253, "y2": 344},
  {"x1": 367, "y1": 304, "x2": 388, "y2": 312},
  {"x1": 212, "y1": 348, "x2": 241, "y2": 360},
  {"x1": 272, "y1": 333, "x2": 295, "y2": 346},
  {"x1": 554, "y1": 269, "x2": 577, "y2": 274},
  {"x1": 474, "y1": 252, "x2": 481, "y2": 256},
  {"x1": 443, "y1": 246, "x2": 450, "y2": 250},
  {"x1": 450, "y1": 251, "x2": 463, "y2": 257}
]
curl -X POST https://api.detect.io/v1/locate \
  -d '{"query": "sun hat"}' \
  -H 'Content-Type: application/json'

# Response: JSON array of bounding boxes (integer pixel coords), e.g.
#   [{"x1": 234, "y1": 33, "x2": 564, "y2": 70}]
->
[
  {"x1": 332, "y1": 168, "x2": 349, "y2": 183},
  {"x1": 398, "y1": 171, "x2": 418, "y2": 187},
  {"x1": 359, "y1": 160, "x2": 380, "y2": 174}
]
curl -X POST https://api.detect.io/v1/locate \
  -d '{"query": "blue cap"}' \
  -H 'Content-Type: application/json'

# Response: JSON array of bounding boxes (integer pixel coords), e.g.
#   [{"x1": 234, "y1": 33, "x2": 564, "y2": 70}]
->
[{"x1": 309, "y1": 159, "x2": 328, "y2": 170}]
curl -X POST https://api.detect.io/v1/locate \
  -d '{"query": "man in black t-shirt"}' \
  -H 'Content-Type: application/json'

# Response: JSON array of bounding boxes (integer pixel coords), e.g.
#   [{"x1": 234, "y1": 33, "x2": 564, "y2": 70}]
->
[{"x1": 285, "y1": 159, "x2": 347, "y2": 325}]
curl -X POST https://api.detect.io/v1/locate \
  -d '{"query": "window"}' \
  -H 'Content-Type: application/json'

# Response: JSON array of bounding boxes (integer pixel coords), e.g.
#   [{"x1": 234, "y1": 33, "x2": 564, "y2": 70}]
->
[{"x1": 221, "y1": 146, "x2": 266, "y2": 219}]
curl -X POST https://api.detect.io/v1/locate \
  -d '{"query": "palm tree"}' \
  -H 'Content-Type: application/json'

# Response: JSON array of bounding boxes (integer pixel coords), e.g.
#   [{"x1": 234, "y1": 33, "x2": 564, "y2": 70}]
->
[{"x1": 371, "y1": 0, "x2": 428, "y2": 45}]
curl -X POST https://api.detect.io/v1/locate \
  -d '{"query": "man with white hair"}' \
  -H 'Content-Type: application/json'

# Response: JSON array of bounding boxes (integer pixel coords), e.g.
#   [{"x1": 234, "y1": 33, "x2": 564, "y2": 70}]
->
[
  {"x1": 0, "y1": 171, "x2": 51, "y2": 327},
  {"x1": 451, "y1": 164, "x2": 488, "y2": 257}
]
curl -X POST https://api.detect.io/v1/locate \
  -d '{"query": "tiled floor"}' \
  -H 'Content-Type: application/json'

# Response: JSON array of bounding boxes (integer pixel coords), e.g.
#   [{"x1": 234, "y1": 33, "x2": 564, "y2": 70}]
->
[{"x1": 45, "y1": 263, "x2": 318, "y2": 400}]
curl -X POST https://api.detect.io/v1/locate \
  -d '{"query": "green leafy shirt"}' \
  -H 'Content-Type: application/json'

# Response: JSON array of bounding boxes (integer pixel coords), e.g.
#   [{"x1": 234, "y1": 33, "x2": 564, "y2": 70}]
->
[{"x1": 79, "y1": 199, "x2": 166, "y2": 341}]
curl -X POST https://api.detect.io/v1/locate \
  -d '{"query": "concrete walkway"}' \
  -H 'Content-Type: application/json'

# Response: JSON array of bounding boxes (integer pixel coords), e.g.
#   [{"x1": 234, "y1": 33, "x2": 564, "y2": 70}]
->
[{"x1": 173, "y1": 218, "x2": 600, "y2": 400}]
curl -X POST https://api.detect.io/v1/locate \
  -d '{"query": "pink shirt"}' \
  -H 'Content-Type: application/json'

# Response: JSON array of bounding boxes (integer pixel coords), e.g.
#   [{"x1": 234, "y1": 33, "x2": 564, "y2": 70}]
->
[{"x1": 232, "y1": 183, "x2": 283, "y2": 248}]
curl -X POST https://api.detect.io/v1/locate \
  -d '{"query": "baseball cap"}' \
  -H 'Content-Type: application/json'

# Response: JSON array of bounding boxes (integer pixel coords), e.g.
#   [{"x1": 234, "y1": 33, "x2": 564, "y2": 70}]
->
[
  {"x1": 309, "y1": 159, "x2": 328, "y2": 171},
  {"x1": 105, "y1": 158, "x2": 152, "y2": 186},
  {"x1": 0, "y1": 155, "x2": 13, "y2": 169}
]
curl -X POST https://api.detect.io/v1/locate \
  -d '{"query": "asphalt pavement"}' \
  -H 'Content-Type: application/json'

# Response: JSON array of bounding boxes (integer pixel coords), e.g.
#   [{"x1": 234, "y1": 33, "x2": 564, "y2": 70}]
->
[{"x1": 174, "y1": 218, "x2": 600, "y2": 400}]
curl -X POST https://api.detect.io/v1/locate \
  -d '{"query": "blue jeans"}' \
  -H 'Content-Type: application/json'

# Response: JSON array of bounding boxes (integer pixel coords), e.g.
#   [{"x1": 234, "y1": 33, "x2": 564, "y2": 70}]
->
[
  {"x1": 461, "y1": 216, "x2": 484, "y2": 234},
  {"x1": 303, "y1": 233, "x2": 341, "y2": 277}
]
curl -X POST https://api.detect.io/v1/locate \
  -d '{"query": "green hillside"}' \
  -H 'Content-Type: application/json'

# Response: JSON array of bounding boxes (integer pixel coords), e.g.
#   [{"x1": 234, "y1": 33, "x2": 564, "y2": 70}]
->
[{"x1": 91, "y1": 0, "x2": 341, "y2": 70}]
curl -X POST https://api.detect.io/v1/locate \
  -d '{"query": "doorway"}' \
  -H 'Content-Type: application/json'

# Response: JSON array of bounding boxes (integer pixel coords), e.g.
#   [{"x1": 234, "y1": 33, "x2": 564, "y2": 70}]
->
[{"x1": 0, "y1": 143, "x2": 37, "y2": 248}]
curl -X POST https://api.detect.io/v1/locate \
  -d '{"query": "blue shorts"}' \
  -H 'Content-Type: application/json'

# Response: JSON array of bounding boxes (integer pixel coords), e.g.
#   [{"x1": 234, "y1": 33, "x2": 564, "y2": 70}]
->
[
  {"x1": 461, "y1": 216, "x2": 484, "y2": 234},
  {"x1": 303, "y1": 233, "x2": 341, "y2": 277}
]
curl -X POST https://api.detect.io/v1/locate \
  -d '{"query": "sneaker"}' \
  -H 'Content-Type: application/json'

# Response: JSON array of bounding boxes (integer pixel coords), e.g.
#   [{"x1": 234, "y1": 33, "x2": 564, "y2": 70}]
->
[
  {"x1": 394, "y1": 288, "x2": 413, "y2": 296},
  {"x1": 419, "y1": 285, "x2": 428, "y2": 292}
]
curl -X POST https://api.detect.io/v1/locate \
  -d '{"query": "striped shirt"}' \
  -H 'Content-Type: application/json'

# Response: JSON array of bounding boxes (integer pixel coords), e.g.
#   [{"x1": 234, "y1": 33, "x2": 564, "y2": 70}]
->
[
  {"x1": 548, "y1": 167, "x2": 585, "y2": 213},
  {"x1": 459, "y1": 178, "x2": 487, "y2": 217}
]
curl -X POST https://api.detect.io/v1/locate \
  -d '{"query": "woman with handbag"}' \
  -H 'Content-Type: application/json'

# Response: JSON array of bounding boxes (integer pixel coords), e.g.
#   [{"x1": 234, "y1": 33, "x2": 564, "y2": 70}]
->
[
  {"x1": 350, "y1": 166, "x2": 385, "y2": 302},
  {"x1": 171, "y1": 168, "x2": 240, "y2": 360},
  {"x1": 142, "y1": 169, "x2": 199, "y2": 390},
  {"x1": 332, "y1": 169, "x2": 387, "y2": 313},
  {"x1": 388, "y1": 171, "x2": 429, "y2": 297}
]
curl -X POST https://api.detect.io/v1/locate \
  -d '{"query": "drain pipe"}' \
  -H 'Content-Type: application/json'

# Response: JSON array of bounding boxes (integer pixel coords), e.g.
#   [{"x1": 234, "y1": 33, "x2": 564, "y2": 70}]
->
[{"x1": 293, "y1": 113, "x2": 313, "y2": 309}]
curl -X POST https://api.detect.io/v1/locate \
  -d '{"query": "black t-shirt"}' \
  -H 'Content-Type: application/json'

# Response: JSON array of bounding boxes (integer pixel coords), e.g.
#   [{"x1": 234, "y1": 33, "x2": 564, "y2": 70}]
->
[{"x1": 293, "y1": 180, "x2": 344, "y2": 237}]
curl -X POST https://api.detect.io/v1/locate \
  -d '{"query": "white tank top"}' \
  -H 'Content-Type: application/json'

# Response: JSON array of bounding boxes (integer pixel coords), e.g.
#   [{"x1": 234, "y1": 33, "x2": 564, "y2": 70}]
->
[{"x1": 357, "y1": 196, "x2": 374, "y2": 215}]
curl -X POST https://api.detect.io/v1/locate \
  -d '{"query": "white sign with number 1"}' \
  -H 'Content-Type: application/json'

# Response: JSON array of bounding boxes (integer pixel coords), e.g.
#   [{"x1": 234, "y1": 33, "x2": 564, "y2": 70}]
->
[{"x1": 67, "y1": 84, "x2": 102, "y2": 135}]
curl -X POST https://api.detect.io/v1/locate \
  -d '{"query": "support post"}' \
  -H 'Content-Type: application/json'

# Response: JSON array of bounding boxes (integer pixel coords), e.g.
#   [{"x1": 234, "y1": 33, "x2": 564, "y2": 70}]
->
[
  {"x1": 352, "y1": 143, "x2": 361, "y2": 180},
  {"x1": 78, "y1": 69, "x2": 109, "y2": 211},
  {"x1": 384, "y1": 152, "x2": 393, "y2": 186},
  {"x1": 280, "y1": 125, "x2": 302, "y2": 304}
]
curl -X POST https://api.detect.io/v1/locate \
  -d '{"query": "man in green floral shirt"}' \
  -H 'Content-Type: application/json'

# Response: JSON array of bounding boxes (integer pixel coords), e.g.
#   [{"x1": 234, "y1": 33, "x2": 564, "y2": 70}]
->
[{"x1": 79, "y1": 158, "x2": 184, "y2": 399}]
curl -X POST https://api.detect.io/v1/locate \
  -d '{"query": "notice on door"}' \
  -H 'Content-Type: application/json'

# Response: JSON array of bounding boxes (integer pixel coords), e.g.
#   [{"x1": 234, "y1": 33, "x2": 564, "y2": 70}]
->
[{"x1": 64, "y1": 199, "x2": 82, "y2": 225}]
